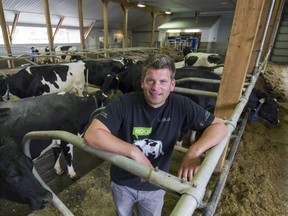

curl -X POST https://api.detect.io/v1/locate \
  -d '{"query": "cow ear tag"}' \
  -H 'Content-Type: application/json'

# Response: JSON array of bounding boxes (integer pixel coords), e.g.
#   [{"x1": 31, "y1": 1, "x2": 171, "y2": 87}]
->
[
  {"x1": 116, "y1": 76, "x2": 120, "y2": 80},
  {"x1": 251, "y1": 114, "x2": 258, "y2": 121}
]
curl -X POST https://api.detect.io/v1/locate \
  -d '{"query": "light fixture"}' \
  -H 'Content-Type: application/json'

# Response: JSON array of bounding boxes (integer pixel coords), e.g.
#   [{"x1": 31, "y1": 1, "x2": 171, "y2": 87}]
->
[
  {"x1": 165, "y1": 10, "x2": 171, "y2": 15},
  {"x1": 137, "y1": 1, "x2": 146, "y2": 8},
  {"x1": 184, "y1": 29, "x2": 201, "y2": 33},
  {"x1": 167, "y1": 29, "x2": 181, "y2": 33}
]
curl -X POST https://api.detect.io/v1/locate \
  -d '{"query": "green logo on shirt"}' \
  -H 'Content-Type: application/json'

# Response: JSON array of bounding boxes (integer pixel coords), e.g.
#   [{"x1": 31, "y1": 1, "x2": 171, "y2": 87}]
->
[{"x1": 133, "y1": 127, "x2": 152, "y2": 139}]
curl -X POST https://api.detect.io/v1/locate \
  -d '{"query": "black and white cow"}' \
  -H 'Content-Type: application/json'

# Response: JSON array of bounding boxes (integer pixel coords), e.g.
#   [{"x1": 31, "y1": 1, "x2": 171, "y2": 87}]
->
[
  {"x1": 175, "y1": 52, "x2": 225, "y2": 75},
  {"x1": 0, "y1": 91, "x2": 109, "y2": 180},
  {"x1": 100, "y1": 62, "x2": 143, "y2": 94},
  {"x1": 0, "y1": 137, "x2": 53, "y2": 210},
  {"x1": 174, "y1": 67, "x2": 279, "y2": 126},
  {"x1": 0, "y1": 59, "x2": 127, "y2": 101},
  {"x1": 55, "y1": 45, "x2": 82, "y2": 62},
  {"x1": 82, "y1": 59, "x2": 129, "y2": 88},
  {"x1": 0, "y1": 61, "x2": 86, "y2": 100}
]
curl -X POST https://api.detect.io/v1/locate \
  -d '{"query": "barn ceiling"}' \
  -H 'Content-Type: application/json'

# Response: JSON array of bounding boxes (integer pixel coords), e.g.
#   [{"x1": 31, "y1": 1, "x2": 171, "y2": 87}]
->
[{"x1": 1, "y1": 0, "x2": 237, "y2": 31}]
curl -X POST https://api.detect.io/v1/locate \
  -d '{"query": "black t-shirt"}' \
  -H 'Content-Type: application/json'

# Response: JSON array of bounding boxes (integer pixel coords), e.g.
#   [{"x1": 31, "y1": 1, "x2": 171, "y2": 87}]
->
[{"x1": 96, "y1": 91, "x2": 215, "y2": 191}]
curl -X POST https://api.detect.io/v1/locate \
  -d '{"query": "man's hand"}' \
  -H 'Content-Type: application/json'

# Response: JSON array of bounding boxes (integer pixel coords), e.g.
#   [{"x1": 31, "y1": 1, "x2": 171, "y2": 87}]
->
[
  {"x1": 130, "y1": 146, "x2": 154, "y2": 168},
  {"x1": 177, "y1": 154, "x2": 202, "y2": 182}
]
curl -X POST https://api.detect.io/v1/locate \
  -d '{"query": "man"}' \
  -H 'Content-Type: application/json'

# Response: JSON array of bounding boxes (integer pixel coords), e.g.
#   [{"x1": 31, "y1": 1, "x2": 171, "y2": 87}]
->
[{"x1": 84, "y1": 54, "x2": 227, "y2": 216}]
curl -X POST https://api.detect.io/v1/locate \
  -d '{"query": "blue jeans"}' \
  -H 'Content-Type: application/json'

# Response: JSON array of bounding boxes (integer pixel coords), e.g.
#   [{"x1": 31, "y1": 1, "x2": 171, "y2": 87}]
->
[{"x1": 111, "y1": 181, "x2": 165, "y2": 216}]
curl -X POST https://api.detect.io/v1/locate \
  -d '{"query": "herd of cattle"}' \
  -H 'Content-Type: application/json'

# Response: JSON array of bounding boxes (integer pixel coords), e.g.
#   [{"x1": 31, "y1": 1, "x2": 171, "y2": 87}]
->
[{"x1": 0, "y1": 52, "x2": 280, "y2": 211}]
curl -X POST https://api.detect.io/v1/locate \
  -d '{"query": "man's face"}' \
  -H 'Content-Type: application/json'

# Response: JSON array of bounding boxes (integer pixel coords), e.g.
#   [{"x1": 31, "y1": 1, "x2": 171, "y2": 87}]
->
[{"x1": 141, "y1": 68, "x2": 175, "y2": 108}]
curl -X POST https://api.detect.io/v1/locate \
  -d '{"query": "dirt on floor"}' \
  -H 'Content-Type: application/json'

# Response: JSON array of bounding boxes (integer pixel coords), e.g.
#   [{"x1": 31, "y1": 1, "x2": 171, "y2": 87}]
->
[
  {"x1": 215, "y1": 62, "x2": 288, "y2": 216},
  {"x1": 0, "y1": 62, "x2": 287, "y2": 216}
]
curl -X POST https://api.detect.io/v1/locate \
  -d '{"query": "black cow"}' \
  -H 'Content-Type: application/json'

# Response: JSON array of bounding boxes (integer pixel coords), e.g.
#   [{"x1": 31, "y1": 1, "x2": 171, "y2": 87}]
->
[
  {"x1": 82, "y1": 59, "x2": 128, "y2": 88},
  {"x1": 0, "y1": 137, "x2": 53, "y2": 210},
  {"x1": 100, "y1": 66, "x2": 279, "y2": 126},
  {"x1": 0, "y1": 91, "x2": 109, "y2": 180},
  {"x1": 0, "y1": 59, "x2": 128, "y2": 101},
  {"x1": 100, "y1": 62, "x2": 143, "y2": 94}
]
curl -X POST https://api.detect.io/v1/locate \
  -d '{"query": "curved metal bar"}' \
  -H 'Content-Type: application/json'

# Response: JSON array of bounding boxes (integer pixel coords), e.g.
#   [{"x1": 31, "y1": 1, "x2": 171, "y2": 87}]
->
[
  {"x1": 23, "y1": 131, "x2": 199, "y2": 214},
  {"x1": 23, "y1": 139, "x2": 74, "y2": 216}
]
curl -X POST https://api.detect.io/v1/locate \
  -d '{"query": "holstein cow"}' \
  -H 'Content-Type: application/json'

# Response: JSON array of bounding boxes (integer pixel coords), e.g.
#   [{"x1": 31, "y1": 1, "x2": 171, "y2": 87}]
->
[
  {"x1": 0, "y1": 59, "x2": 127, "y2": 101},
  {"x1": 0, "y1": 138, "x2": 53, "y2": 210},
  {"x1": 100, "y1": 62, "x2": 143, "y2": 94},
  {"x1": 100, "y1": 65, "x2": 279, "y2": 127},
  {"x1": 0, "y1": 61, "x2": 86, "y2": 100},
  {"x1": 175, "y1": 52, "x2": 225, "y2": 75},
  {"x1": 55, "y1": 45, "x2": 82, "y2": 62},
  {"x1": 0, "y1": 91, "x2": 109, "y2": 180},
  {"x1": 82, "y1": 59, "x2": 129, "y2": 88}
]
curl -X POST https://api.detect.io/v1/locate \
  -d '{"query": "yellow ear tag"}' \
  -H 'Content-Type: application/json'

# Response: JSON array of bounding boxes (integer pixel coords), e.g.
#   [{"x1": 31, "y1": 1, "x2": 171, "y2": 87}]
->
[{"x1": 116, "y1": 76, "x2": 120, "y2": 80}]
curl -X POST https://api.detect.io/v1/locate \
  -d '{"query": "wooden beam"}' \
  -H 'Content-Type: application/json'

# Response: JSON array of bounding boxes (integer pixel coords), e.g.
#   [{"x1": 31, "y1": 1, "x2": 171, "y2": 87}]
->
[
  {"x1": 52, "y1": 17, "x2": 64, "y2": 40},
  {"x1": 78, "y1": 0, "x2": 85, "y2": 50},
  {"x1": 214, "y1": 0, "x2": 266, "y2": 171},
  {"x1": 0, "y1": 0, "x2": 13, "y2": 67},
  {"x1": 10, "y1": 12, "x2": 20, "y2": 43},
  {"x1": 102, "y1": 0, "x2": 109, "y2": 50},
  {"x1": 43, "y1": 0, "x2": 54, "y2": 51},
  {"x1": 84, "y1": 21, "x2": 96, "y2": 39},
  {"x1": 121, "y1": 4, "x2": 129, "y2": 48},
  {"x1": 150, "y1": 10, "x2": 157, "y2": 47}
]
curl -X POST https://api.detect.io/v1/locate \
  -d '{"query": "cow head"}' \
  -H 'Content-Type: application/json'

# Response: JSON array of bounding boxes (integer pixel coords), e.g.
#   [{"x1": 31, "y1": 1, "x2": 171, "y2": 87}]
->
[
  {"x1": 90, "y1": 90, "x2": 110, "y2": 107},
  {"x1": 0, "y1": 138, "x2": 52, "y2": 210},
  {"x1": 248, "y1": 89, "x2": 280, "y2": 126},
  {"x1": 100, "y1": 73, "x2": 119, "y2": 93},
  {"x1": 257, "y1": 97, "x2": 280, "y2": 126}
]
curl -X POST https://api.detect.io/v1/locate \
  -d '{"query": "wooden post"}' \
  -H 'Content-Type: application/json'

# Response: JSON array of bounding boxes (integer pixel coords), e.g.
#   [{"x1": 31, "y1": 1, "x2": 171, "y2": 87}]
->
[
  {"x1": 150, "y1": 10, "x2": 157, "y2": 47},
  {"x1": 78, "y1": 0, "x2": 86, "y2": 50},
  {"x1": 43, "y1": 0, "x2": 54, "y2": 52},
  {"x1": 0, "y1": 0, "x2": 13, "y2": 67},
  {"x1": 214, "y1": 0, "x2": 266, "y2": 171},
  {"x1": 102, "y1": 0, "x2": 109, "y2": 50},
  {"x1": 121, "y1": 4, "x2": 129, "y2": 48}
]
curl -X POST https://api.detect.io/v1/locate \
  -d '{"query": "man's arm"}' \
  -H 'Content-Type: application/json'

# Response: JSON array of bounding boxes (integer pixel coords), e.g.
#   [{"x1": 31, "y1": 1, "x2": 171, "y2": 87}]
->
[
  {"x1": 177, "y1": 117, "x2": 228, "y2": 181},
  {"x1": 84, "y1": 119, "x2": 153, "y2": 168}
]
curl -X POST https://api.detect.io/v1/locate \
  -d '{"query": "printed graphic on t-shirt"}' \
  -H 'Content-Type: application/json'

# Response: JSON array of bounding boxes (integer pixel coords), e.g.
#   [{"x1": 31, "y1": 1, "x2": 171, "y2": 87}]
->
[
  {"x1": 132, "y1": 127, "x2": 152, "y2": 139},
  {"x1": 134, "y1": 138, "x2": 164, "y2": 159}
]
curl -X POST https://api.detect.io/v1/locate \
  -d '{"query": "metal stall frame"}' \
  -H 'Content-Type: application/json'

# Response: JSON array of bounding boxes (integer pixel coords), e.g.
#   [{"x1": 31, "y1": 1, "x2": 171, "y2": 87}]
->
[{"x1": 22, "y1": 56, "x2": 266, "y2": 215}]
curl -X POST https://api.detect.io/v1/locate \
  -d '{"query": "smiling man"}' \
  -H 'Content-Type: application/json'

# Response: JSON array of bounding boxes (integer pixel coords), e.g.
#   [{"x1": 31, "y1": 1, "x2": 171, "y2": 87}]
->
[{"x1": 84, "y1": 54, "x2": 227, "y2": 216}]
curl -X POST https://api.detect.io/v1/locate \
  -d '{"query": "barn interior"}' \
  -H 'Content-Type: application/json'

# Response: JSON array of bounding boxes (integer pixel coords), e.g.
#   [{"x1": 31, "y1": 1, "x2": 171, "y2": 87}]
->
[{"x1": 0, "y1": 0, "x2": 288, "y2": 216}]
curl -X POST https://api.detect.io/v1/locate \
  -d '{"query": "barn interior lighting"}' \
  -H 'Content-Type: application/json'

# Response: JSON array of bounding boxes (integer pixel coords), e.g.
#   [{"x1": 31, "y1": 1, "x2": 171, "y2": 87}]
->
[
  {"x1": 184, "y1": 29, "x2": 201, "y2": 33},
  {"x1": 137, "y1": 1, "x2": 146, "y2": 8},
  {"x1": 165, "y1": 10, "x2": 172, "y2": 15},
  {"x1": 167, "y1": 29, "x2": 181, "y2": 33}
]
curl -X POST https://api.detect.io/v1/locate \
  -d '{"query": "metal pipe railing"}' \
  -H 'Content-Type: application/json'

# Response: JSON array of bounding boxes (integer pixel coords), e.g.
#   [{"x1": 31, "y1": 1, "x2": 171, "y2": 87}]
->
[
  {"x1": 23, "y1": 131, "x2": 197, "y2": 215},
  {"x1": 203, "y1": 111, "x2": 249, "y2": 216},
  {"x1": 176, "y1": 77, "x2": 221, "y2": 84},
  {"x1": 174, "y1": 87, "x2": 218, "y2": 97},
  {"x1": 170, "y1": 57, "x2": 267, "y2": 215}
]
